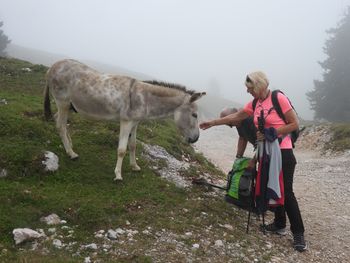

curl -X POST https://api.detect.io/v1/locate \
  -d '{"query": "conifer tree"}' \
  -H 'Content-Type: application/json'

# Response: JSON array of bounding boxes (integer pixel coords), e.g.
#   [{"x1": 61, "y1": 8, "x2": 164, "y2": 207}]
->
[
  {"x1": 0, "y1": 21, "x2": 11, "y2": 57},
  {"x1": 307, "y1": 7, "x2": 350, "y2": 121}
]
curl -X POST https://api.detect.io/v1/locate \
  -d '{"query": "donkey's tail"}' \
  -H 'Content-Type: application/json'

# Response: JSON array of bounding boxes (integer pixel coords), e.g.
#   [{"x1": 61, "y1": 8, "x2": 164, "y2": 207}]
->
[{"x1": 44, "y1": 81, "x2": 52, "y2": 121}]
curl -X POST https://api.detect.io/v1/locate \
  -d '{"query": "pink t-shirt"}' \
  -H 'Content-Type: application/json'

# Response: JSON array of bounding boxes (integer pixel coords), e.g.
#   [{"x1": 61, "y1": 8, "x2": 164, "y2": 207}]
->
[{"x1": 243, "y1": 91, "x2": 293, "y2": 149}]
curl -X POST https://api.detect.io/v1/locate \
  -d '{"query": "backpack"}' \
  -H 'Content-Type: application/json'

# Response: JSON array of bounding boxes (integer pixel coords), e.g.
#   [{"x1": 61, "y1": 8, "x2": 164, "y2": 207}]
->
[
  {"x1": 225, "y1": 158, "x2": 256, "y2": 211},
  {"x1": 252, "y1": 90, "x2": 300, "y2": 148}
]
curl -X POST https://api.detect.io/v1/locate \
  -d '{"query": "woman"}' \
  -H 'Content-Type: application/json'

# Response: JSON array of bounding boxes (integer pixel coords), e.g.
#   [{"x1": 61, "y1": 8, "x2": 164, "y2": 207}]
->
[{"x1": 199, "y1": 71, "x2": 307, "y2": 252}]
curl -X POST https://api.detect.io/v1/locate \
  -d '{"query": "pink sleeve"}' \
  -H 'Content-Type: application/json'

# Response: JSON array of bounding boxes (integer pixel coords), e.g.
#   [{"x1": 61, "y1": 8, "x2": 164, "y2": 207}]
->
[
  {"x1": 243, "y1": 100, "x2": 254, "y2": 116},
  {"x1": 277, "y1": 92, "x2": 292, "y2": 114}
]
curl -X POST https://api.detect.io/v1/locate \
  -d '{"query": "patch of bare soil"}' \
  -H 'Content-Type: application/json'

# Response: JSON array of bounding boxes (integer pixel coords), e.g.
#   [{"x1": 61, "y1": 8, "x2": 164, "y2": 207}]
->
[{"x1": 194, "y1": 125, "x2": 350, "y2": 263}]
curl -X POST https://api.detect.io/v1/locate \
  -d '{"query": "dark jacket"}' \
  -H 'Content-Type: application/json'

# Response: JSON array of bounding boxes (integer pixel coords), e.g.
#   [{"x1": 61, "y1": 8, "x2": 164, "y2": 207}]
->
[{"x1": 236, "y1": 117, "x2": 257, "y2": 147}]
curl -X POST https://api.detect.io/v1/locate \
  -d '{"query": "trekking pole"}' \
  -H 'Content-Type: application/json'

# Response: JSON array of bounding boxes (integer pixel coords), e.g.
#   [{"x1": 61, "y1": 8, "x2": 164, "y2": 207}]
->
[
  {"x1": 246, "y1": 169, "x2": 256, "y2": 234},
  {"x1": 191, "y1": 178, "x2": 227, "y2": 191}
]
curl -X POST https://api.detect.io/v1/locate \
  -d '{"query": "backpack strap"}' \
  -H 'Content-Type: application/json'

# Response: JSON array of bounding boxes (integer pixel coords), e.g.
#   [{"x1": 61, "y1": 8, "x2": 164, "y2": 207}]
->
[
  {"x1": 252, "y1": 98, "x2": 258, "y2": 112},
  {"x1": 271, "y1": 90, "x2": 286, "y2": 123}
]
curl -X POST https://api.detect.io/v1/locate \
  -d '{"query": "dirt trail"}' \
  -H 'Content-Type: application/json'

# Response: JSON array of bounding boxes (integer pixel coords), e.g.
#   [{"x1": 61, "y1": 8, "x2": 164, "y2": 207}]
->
[{"x1": 194, "y1": 126, "x2": 350, "y2": 263}]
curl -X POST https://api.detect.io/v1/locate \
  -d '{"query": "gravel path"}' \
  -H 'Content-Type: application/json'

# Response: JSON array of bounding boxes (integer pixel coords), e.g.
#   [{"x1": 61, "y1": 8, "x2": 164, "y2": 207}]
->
[{"x1": 194, "y1": 126, "x2": 350, "y2": 263}]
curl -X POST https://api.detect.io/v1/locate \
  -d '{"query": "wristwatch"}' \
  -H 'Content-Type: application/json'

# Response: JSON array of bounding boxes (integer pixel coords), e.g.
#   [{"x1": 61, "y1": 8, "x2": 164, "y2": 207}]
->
[{"x1": 236, "y1": 154, "x2": 243, "y2": 159}]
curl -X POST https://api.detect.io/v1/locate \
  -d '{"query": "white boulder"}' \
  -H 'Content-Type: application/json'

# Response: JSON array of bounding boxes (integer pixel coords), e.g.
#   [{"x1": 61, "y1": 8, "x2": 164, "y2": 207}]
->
[
  {"x1": 13, "y1": 228, "x2": 43, "y2": 245},
  {"x1": 41, "y1": 151, "x2": 59, "y2": 172}
]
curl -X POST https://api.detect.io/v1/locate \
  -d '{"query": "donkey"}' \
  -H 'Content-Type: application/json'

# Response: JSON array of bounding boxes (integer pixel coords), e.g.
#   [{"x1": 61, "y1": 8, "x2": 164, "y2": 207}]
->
[{"x1": 44, "y1": 59, "x2": 205, "y2": 181}]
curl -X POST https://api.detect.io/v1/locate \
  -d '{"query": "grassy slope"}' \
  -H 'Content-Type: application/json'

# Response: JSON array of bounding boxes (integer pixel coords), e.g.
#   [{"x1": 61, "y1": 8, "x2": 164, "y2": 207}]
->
[{"x1": 0, "y1": 58, "x2": 235, "y2": 262}]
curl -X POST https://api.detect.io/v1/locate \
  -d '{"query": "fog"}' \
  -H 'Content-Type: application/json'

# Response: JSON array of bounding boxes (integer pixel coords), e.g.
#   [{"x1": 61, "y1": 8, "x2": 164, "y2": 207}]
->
[{"x1": 1, "y1": 0, "x2": 350, "y2": 120}]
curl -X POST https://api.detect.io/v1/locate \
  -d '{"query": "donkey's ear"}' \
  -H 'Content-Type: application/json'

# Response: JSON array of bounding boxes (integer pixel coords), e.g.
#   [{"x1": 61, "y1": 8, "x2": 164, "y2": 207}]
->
[{"x1": 189, "y1": 92, "x2": 206, "y2": 103}]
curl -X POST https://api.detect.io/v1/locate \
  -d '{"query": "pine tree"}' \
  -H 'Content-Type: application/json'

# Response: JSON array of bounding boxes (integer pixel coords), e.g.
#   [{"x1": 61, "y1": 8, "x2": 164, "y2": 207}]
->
[
  {"x1": 0, "y1": 21, "x2": 11, "y2": 57},
  {"x1": 307, "y1": 7, "x2": 350, "y2": 121}
]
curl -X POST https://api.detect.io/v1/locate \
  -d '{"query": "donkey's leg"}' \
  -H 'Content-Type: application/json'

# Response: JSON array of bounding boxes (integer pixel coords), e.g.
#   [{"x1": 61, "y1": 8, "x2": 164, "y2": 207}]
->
[
  {"x1": 56, "y1": 102, "x2": 79, "y2": 159},
  {"x1": 114, "y1": 120, "x2": 134, "y2": 181},
  {"x1": 128, "y1": 122, "x2": 141, "y2": 171}
]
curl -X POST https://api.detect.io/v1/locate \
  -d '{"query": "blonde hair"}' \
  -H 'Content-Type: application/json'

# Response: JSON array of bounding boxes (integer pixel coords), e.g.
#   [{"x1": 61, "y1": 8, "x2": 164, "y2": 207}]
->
[{"x1": 245, "y1": 71, "x2": 269, "y2": 93}]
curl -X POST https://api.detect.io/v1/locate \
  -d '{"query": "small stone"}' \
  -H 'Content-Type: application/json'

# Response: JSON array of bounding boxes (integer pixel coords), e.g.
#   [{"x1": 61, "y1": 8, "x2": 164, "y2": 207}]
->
[
  {"x1": 85, "y1": 243, "x2": 98, "y2": 250},
  {"x1": 0, "y1": 169, "x2": 8, "y2": 178},
  {"x1": 192, "y1": 243, "x2": 200, "y2": 249},
  {"x1": 115, "y1": 228, "x2": 125, "y2": 235},
  {"x1": 107, "y1": 229, "x2": 117, "y2": 240},
  {"x1": 223, "y1": 224, "x2": 233, "y2": 231},
  {"x1": 40, "y1": 214, "x2": 61, "y2": 225},
  {"x1": 52, "y1": 239, "x2": 62, "y2": 248},
  {"x1": 214, "y1": 240, "x2": 224, "y2": 247},
  {"x1": 48, "y1": 228, "x2": 56, "y2": 234}
]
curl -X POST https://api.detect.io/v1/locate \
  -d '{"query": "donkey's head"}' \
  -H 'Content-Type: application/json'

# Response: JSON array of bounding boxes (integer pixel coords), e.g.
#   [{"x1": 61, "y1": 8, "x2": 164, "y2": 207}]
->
[{"x1": 174, "y1": 92, "x2": 206, "y2": 143}]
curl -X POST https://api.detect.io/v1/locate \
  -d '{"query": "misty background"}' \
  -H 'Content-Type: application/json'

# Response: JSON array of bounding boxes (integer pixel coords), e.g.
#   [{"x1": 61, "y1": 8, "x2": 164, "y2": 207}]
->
[{"x1": 1, "y1": 0, "x2": 350, "y2": 120}]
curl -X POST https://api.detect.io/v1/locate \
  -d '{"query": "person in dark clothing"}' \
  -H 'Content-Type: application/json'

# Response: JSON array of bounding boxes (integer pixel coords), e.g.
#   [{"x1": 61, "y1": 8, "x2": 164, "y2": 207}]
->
[{"x1": 219, "y1": 107, "x2": 257, "y2": 159}]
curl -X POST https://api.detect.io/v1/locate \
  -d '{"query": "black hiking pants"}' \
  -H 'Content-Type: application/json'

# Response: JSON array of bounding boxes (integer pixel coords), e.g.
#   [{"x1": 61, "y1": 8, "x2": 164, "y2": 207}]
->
[{"x1": 274, "y1": 149, "x2": 305, "y2": 234}]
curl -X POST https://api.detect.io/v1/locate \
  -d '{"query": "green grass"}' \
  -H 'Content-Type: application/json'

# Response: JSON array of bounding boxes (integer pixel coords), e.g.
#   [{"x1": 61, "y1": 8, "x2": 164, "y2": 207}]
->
[{"x1": 324, "y1": 123, "x2": 350, "y2": 152}]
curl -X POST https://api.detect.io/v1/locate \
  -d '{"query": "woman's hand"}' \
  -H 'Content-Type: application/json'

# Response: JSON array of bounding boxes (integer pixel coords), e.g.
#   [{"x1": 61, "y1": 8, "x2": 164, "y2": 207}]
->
[
  {"x1": 256, "y1": 131, "x2": 265, "y2": 141},
  {"x1": 199, "y1": 121, "x2": 214, "y2": 130}
]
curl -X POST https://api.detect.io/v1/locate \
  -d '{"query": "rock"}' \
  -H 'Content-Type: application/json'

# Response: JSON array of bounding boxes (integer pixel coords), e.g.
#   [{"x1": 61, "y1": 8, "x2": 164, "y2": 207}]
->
[
  {"x1": 192, "y1": 243, "x2": 200, "y2": 249},
  {"x1": 142, "y1": 143, "x2": 191, "y2": 188},
  {"x1": 0, "y1": 168, "x2": 7, "y2": 178},
  {"x1": 115, "y1": 228, "x2": 125, "y2": 235},
  {"x1": 223, "y1": 224, "x2": 233, "y2": 231},
  {"x1": 40, "y1": 214, "x2": 61, "y2": 225},
  {"x1": 185, "y1": 232, "x2": 192, "y2": 237},
  {"x1": 52, "y1": 239, "x2": 63, "y2": 248},
  {"x1": 13, "y1": 228, "x2": 44, "y2": 245},
  {"x1": 48, "y1": 228, "x2": 56, "y2": 234},
  {"x1": 41, "y1": 151, "x2": 59, "y2": 172},
  {"x1": 85, "y1": 243, "x2": 98, "y2": 250},
  {"x1": 142, "y1": 230, "x2": 150, "y2": 235},
  {"x1": 214, "y1": 240, "x2": 224, "y2": 247},
  {"x1": 107, "y1": 229, "x2": 118, "y2": 240}
]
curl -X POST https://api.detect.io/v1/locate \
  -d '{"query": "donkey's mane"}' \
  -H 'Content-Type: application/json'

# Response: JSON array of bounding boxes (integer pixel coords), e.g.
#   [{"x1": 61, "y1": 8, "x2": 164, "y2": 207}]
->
[{"x1": 143, "y1": 80, "x2": 195, "y2": 95}]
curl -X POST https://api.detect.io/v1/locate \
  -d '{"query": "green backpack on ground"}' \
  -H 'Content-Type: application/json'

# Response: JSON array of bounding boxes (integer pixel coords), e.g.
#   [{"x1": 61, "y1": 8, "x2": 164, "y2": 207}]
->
[{"x1": 225, "y1": 157, "x2": 256, "y2": 211}]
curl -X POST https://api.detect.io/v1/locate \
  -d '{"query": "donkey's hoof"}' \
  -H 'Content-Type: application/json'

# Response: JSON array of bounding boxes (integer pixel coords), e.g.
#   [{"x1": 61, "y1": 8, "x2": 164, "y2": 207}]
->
[
  {"x1": 70, "y1": 154, "x2": 79, "y2": 160},
  {"x1": 131, "y1": 164, "x2": 141, "y2": 171},
  {"x1": 113, "y1": 176, "x2": 123, "y2": 181}
]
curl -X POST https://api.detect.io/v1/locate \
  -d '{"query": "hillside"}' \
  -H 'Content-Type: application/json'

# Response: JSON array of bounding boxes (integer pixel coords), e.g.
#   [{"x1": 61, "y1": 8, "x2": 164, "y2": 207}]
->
[{"x1": 6, "y1": 44, "x2": 152, "y2": 80}]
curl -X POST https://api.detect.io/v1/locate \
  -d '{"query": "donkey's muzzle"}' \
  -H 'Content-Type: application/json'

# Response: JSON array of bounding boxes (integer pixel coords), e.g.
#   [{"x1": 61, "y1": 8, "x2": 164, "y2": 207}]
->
[{"x1": 188, "y1": 135, "x2": 199, "y2": 144}]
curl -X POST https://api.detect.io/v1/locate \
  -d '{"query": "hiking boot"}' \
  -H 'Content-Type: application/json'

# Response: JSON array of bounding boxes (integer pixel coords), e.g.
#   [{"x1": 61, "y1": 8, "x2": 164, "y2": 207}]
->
[
  {"x1": 293, "y1": 233, "x2": 308, "y2": 252},
  {"x1": 260, "y1": 223, "x2": 286, "y2": 235}
]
